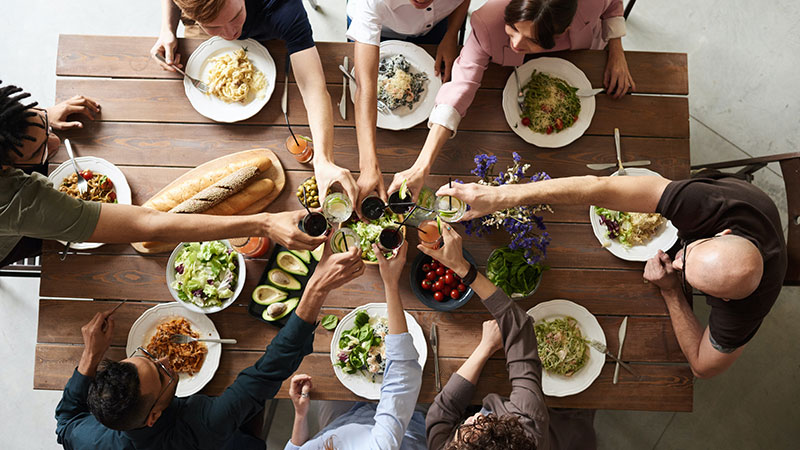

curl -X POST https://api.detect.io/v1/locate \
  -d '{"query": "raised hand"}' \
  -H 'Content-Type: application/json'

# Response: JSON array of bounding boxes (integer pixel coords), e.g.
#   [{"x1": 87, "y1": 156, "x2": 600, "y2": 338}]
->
[
  {"x1": 314, "y1": 161, "x2": 360, "y2": 216},
  {"x1": 150, "y1": 29, "x2": 182, "y2": 72},
  {"x1": 643, "y1": 250, "x2": 681, "y2": 293},
  {"x1": 77, "y1": 309, "x2": 115, "y2": 376},
  {"x1": 308, "y1": 237, "x2": 366, "y2": 292},
  {"x1": 435, "y1": 182, "x2": 497, "y2": 221},
  {"x1": 416, "y1": 224, "x2": 470, "y2": 278},
  {"x1": 265, "y1": 210, "x2": 328, "y2": 250},
  {"x1": 478, "y1": 319, "x2": 503, "y2": 354},
  {"x1": 46, "y1": 96, "x2": 101, "y2": 130},
  {"x1": 288, "y1": 374, "x2": 313, "y2": 417},
  {"x1": 374, "y1": 241, "x2": 407, "y2": 289}
]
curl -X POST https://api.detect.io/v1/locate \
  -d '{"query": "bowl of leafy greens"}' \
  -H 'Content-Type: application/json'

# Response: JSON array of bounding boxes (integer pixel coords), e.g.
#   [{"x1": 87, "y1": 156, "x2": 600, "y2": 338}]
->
[
  {"x1": 167, "y1": 240, "x2": 245, "y2": 314},
  {"x1": 343, "y1": 211, "x2": 404, "y2": 264},
  {"x1": 487, "y1": 246, "x2": 545, "y2": 299}
]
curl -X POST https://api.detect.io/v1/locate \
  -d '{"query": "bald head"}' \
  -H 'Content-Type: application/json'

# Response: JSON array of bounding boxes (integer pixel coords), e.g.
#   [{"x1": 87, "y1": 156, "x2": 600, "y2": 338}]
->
[{"x1": 682, "y1": 234, "x2": 763, "y2": 300}]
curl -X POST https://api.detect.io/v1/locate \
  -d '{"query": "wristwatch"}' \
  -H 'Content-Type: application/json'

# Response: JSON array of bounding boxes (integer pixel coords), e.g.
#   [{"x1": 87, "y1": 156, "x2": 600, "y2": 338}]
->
[{"x1": 460, "y1": 263, "x2": 478, "y2": 286}]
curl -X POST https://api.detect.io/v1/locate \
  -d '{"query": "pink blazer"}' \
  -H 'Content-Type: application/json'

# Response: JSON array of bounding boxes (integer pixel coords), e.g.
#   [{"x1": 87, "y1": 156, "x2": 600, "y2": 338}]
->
[{"x1": 430, "y1": 0, "x2": 624, "y2": 130}]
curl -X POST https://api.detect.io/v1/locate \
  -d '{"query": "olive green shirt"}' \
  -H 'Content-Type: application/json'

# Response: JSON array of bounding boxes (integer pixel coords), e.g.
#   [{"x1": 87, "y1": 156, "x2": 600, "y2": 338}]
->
[{"x1": 0, "y1": 168, "x2": 101, "y2": 260}]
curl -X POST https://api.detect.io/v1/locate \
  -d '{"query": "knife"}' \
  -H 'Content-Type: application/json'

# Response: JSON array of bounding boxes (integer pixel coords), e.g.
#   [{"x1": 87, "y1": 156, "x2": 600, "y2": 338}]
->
[
  {"x1": 613, "y1": 316, "x2": 628, "y2": 384},
  {"x1": 577, "y1": 87, "x2": 604, "y2": 98},
  {"x1": 339, "y1": 56, "x2": 348, "y2": 120},
  {"x1": 586, "y1": 339, "x2": 639, "y2": 379},
  {"x1": 430, "y1": 323, "x2": 441, "y2": 392},
  {"x1": 585, "y1": 160, "x2": 651, "y2": 171}
]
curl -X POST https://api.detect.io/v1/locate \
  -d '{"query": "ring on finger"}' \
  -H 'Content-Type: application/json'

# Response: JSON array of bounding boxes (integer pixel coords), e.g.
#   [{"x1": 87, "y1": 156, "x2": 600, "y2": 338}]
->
[{"x1": 301, "y1": 392, "x2": 309, "y2": 398}]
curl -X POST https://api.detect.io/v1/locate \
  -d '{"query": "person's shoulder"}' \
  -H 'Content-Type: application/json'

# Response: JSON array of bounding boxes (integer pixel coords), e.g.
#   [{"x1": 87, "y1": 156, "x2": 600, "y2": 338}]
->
[{"x1": 472, "y1": 0, "x2": 508, "y2": 26}]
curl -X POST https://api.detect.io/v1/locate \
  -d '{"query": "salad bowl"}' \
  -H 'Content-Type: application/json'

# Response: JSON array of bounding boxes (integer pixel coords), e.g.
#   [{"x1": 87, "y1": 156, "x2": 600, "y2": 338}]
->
[{"x1": 166, "y1": 240, "x2": 246, "y2": 314}]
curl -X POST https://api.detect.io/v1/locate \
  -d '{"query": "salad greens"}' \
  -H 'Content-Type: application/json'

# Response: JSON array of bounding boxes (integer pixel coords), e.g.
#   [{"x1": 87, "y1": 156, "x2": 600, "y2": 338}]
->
[
  {"x1": 171, "y1": 241, "x2": 238, "y2": 308},
  {"x1": 594, "y1": 207, "x2": 631, "y2": 245},
  {"x1": 487, "y1": 246, "x2": 545, "y2": 297},
  {"x1": 334, "y1": 310, "x2": 388, "y2": 380},
  {"x1": 321, "y1": 314, "x2": 339, "y2": 331},
  {"x1": 345, "y1": 211, "x2": 400, "y2": 262}
]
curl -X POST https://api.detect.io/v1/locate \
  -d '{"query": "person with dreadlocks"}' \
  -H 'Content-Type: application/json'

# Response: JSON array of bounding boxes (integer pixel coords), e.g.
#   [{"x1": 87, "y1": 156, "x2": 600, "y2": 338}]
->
[{"x1": 0, "y1": 82, "x2": 328, "y2": 268}]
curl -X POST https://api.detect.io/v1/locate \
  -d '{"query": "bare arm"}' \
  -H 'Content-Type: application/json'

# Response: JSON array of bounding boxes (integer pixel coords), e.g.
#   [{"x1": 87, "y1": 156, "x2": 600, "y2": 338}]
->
[
  {"x1": 375, "y1": 243, "x2": 409, "y2": 334},
  {"x1": 387, "y1": 123, "x2": 450, "y2": 201},
  {"x1": 439, "y1": 174, "x2": 672, "y2": 221},
  {"x1": 150, "y1": 0, "x2": 183, "y2": 71},
  {"x1": 434, "y1": 0, "x2": 470, "y2": 82},
  {"x1": 353, "y1": 42, "x2": 387, "y2": 207}
]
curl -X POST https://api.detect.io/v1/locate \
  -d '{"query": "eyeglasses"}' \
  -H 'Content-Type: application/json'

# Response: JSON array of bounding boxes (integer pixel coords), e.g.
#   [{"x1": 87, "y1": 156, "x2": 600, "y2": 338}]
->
[
  {"x1": 129, "y1": 346, "x2": 175, "y2": 423},
  {"x1": 17, "y1": 108, "x2": 51, "y2": 167}
]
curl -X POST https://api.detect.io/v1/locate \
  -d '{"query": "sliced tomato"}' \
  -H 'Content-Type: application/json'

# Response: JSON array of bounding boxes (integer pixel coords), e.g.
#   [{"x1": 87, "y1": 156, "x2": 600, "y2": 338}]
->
[
  {"x1": 81, "y1": 170, "x2": 93, "y2": 180},
  {"x1": 555, "y1": 118, "x2": 564, "y2": 130},
  {"x1": 109, "y1": 192, "x2": 117, "y2": 201},
  {"x1": 521, "y1": 117, "x2": 531, "y2": 126},
  {"x1": 546, "y1": 126, "x2": 553, "y2": 134}
]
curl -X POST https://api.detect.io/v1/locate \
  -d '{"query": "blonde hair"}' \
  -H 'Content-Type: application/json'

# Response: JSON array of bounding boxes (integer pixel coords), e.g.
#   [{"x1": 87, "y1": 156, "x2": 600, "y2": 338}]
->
[
  {"x1": 323, "y1": 436, "x2": 336, "y2": 450},
  {"x1": 173, "y1": 0, "x2": 227, "y2": 23}
]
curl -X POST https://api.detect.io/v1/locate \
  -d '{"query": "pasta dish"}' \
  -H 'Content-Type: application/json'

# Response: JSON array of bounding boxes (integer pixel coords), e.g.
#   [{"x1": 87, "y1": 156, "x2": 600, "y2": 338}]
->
[
  {"x1": 146, "y1": 318, "x2": 207, "y2": 376},
  {"x1": 205, "y1": 48, "x2": 267, "y2": 104},
  {"x1": 534, "y1": 317, "x2": 588, "y2": 377},
  {"x1": 59, "y1": 171, "x2": 117, "y2": 203},
  {"x1": 595, "y1": 207, "x2": 666, "y2": 247},
  {"x1": 378, "y1": 54, "x2": 427, "y2": 110},
  {"x1": 520, "y1": 71, "x2": 581, "y2": 134}
]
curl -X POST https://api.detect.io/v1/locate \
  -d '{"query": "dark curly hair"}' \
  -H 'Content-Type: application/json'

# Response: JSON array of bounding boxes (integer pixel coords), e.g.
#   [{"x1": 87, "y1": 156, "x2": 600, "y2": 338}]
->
[
  {"x1": 504, "y1": 0, "x2": 578, "y2": 49},
  {"x1": 0, "y1": 80, "x2": 43, "y2": 165},
  {"x1": 445, "y1": 413, "x2": 537, "y2": 450},
  {"x1": 87, "y1": 360, "x2": 151, "y2": 431}
]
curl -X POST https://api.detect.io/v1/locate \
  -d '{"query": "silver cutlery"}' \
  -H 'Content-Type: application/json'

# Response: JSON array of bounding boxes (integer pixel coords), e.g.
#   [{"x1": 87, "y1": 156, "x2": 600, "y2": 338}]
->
[
  {"x1": 586, "y1": 339, "x2": 639, "y2": 379},
  {"x1": 430, "y1": 323, "x2": 441, "y2": 392},
  {"x1": 61, "y1": 139, "x2": 87, "y2": 260},
  {"x1": 102, "y1": 300, "x2": 126, "y2": 331},
  {"x1": 614, "y1": 128, "x2": 626, "y2": 175},
  {"x1": 339, "y1": 56, "x2": 348, "y2": 120},
  {"x1": 154, "y1": 53, "x2": 209, "y2": 93},
  {"x1": 613, "y1": 316, "x2": 628, "y2": 385},
  {"x1": 577, "y1": 87, "x2": 605, "y2": 98},
  {"x1": 339, "y1": 64, "x2": 390, "y2": 114},
  {"x1": 513, "y1": 67, "x2": 525, "y2": 111},
  {"x1": 170, "y1": 334, "x2": 238, "y2": 345},
  {"x1": 586, "y1": 160, "x2": 651, "y2": 171}
]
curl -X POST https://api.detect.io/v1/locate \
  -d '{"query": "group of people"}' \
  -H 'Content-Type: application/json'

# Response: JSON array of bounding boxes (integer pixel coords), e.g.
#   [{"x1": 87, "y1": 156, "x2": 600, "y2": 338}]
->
[{"x1": 0, "y1": 0, "x2": 788, "y2": 449}]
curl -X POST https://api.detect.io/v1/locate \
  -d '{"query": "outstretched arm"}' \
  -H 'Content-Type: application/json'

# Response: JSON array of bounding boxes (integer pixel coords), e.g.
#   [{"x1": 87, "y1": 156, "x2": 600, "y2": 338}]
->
[{"x1": 353, "y1": 41, "x2": 387, "y2": 212}]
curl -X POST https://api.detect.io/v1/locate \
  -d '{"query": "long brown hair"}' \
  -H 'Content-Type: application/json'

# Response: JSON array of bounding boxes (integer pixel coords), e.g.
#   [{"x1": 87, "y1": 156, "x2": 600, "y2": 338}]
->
[
  {"x1": 444, "y1": 413, "x2": 537, "y2": 450},
  {"x1": 503, "y1": 0, "x2": 578, "y2": 49}
]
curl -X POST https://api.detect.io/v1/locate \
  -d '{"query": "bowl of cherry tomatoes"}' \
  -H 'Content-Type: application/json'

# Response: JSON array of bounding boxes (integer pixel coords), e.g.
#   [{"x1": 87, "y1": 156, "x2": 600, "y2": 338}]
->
[{"x1": 410, "y1": 250, "x2": 476, "y2": 311}]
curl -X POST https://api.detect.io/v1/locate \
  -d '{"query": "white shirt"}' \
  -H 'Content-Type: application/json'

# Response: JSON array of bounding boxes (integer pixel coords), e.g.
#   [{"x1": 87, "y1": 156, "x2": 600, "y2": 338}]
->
[{"x1": 346, "y1": 0, "x2": 466, "y2": 46}]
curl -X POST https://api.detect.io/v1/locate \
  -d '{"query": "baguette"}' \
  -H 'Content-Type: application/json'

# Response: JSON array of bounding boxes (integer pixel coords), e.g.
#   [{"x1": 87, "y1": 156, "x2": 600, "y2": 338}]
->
[
  {"x1": 205, "y1": 178, "x2": 274, "y2": 215},
  {"x1": 169, "y1": 166, "x2": 259, "y2": 214},
  {"x1": 145, "y1": 154, "x2": 272, "y2": 212}
]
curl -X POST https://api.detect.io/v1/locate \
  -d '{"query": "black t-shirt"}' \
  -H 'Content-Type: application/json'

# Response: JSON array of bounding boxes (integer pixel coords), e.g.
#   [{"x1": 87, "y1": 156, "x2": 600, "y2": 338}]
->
[
  {"x1": 241, "y1": 0, "x2": 315, "y2": 55},
  {"x1": 656, "y1": 177, "x2": 787, "y2": 349}
]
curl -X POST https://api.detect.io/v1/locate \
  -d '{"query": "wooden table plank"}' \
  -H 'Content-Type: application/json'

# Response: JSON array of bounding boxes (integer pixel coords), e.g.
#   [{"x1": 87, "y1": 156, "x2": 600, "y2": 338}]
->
[
  {"x1": 55, "y1": 78, "x2": 689, "y2": 138},
  {"x1": 38, "y1": 301, "x2": 682, "y2": 362},
  {"x1": 34, "y1": 344, "x2": 692, "y2": 411},
  {"x1": 57, "y1": 35, "x2": 688, "y2": 95},
  {"x1": 53, "y1": 121, "x2": 690, "y2": 179}
]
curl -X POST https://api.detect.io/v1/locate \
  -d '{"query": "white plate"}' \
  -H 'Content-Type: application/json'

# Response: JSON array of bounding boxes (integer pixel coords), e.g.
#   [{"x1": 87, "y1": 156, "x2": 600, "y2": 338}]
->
[
  {"x1": 48, "y1": 156, "x2": 132, "y2": 250},
  {"x1": 126, "y1": 303, "x2": 222, "y2": 397},
  {"x1": 589, "y1": 168, "x2": 679, "y2": 261},
  {"x1": 330, "y1": 303, "x2": 428, "y2": 400},
  {"x1": 527, "y1": 299, "x2": 605, "y2": 397},
  {"x1": 166, "y1": 240, "x2": 246, "y2": 314},
  {"x1": 502, "y1": 57, "x2": 595, "y2": 148},
  {"x1": 349, "y1": 40, "x2": 442, "y2": 131},
  {"x1": 184, "y1": 37, "x2": 276, "y2": 123}
]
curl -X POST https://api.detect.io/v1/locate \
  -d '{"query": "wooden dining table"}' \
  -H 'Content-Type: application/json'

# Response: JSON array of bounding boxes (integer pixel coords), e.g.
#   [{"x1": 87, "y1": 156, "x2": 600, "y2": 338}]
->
[{"x1": 34, "y1": 34, "x2": 692, "y2": 412}]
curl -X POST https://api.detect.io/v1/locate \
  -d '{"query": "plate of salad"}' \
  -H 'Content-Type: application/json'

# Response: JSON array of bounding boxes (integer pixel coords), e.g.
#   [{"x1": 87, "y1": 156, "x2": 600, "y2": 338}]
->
[
  {"x1": 589, "y1": 168, "x2": 679, "y2": 261},
  {"x1": 343, "y1": 211, "x2": 404, "y2": 264},
  {"x1": 166, "y1": 240, "x2": 246, "y2": 314},
  {"x1": 330, "y1": 303, "x2": 427, "y2": 399},
  {"x1": 527, "y1": 299, "x2": 605, "y2": 397}
]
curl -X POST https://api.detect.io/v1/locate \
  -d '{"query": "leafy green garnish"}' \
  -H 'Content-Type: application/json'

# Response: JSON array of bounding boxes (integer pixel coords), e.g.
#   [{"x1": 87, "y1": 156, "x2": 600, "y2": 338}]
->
[{"x1": 321, "y1": 314, "x2": 339, "y2": 330}]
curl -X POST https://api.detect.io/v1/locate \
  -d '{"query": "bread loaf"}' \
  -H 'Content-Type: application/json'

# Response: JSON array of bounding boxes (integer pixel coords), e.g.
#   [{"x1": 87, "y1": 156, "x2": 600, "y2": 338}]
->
[
  {"x1": 205, "y1": 178, "x2": 274, "y2": 215},
  {"x1": 169, "y1": 166, "x2": 259, "y2": 214}
]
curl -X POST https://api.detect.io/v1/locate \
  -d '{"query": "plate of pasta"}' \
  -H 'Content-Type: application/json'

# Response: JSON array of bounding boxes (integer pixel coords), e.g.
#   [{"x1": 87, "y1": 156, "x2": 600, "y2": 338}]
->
[
  {"x1": 126, "y1": 302, "x2": 222, "y2": 397},
  {"x1": 502, "y1": 57, "x2": 595, "y2": 148},
  {"x1": 348, "y1": 40, "x2": 442, "y2": 130},
  {"x1": 48, "y1": 156, "x2": 132, "y2": 250},
  {"x1": 589, "y1": 168, "x2": 679, "y2": 261},
  {"x1": 184, "y1": 37, "x2": 276, "y2": 123},
  {"x1": 527, "y1": 299, "x2": 605, "y2": 397}
]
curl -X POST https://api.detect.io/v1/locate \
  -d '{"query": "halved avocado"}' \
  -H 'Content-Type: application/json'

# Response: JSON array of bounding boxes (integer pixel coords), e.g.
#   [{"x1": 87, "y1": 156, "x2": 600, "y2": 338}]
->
[
  {"x1": 268, "y1": 268, "x2": 301, "y2": 291},
  {"x1": 311, "y1": 243, "x2": 325, "y2": 262},
  {"x1": 262, "y1": 297, "x2": 300, "y2": 321},
  {"x1": 276, "y1": 251, "x2": 309, "y2": 276},
  {"x1": 252, "y1": 285, "x2": 288, "y2": 305},
  {"x1": 289, "y1": 249, "x2": 312, "y2": 264}
]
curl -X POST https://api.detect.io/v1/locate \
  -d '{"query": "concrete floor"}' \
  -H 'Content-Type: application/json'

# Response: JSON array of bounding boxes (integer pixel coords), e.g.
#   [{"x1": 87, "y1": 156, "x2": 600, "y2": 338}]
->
[{"x1": 1, "y1": 0, "x2": 798, "y2": 449}]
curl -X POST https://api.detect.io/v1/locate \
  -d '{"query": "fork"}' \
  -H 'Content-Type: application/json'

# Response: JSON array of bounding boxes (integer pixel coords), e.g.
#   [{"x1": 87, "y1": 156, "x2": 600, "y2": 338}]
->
[
  {"x1": 338, "y1": 64, "x2": 390, "y2": 114},
  {"x1": 154, "y1": 53, "x2": 209, "y2": 94},
  {"x1": 513, "y1": 67, "x2": 525, "y2": 110},
  {"x1": 170, "y1": 334, "x2": 238, "y2": 345},
  {"x1": 61, "y1": 139, "x2": 87, "y2": 260},
  {"x1": 614, "y1": 128, "x2": 626, "y2": 175}
]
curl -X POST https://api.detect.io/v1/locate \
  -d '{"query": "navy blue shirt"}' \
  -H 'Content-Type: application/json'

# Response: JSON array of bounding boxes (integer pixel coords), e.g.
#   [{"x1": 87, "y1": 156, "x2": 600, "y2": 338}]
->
[
  {"x1": 241, "y1": 0, "x2": 315, "y2": 54},
  {"x1": 55, "y1": 313, "x2": 317, "y2": 450}
]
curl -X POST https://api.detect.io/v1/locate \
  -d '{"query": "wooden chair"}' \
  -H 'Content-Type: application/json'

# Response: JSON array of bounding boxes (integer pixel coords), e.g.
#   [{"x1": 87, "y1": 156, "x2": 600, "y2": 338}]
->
[
  {"x1": 691, "y1": 152, "x2": 800, "y2": 285},
  {"x1": 0, "y1": 255, "x2": 41, "y2": 278}
]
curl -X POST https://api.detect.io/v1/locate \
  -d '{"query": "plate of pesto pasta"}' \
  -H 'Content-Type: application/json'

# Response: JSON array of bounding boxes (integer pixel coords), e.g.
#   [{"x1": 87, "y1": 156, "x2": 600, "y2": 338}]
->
[
  {"x1": 527, "y1": 299, "x2": 605, "y2": 397},
  {"x1": 502, "y1": 57, "x2": 595, "y2": 148}
]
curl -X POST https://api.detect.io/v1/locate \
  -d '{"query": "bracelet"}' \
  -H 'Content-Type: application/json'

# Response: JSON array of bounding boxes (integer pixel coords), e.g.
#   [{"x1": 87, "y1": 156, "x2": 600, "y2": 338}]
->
[{"x1": 461, "y1": 263, "x2": 478, "y2": 286}]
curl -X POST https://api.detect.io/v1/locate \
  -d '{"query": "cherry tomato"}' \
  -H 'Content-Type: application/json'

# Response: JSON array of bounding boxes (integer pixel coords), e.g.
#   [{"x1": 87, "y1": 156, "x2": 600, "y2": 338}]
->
[
  {"x1": 555, "y1": 118, "x2": 564, "y2": 130},
  {"x1": 109, "y1": 192, "x2": 117, "y2": 202},
  {"x1": 450, "y1": 289, "x2": 460, "y2": 299},
  {"x1": 433, "y1": 280, "x2": 445, "y2": 292},
  {"x1": 101, "y1": 178, "x2": 113, "y2": 190},
  {"x1": 433, "y1": 291, "x2": 444, "y2": 302},
  {"x1": 426, "y1": 271, "x2": 437, "y2": 281},
  {"x1": 444, "y1": 274, "x2": 455, "y2": 285},
  {"x1": 430, "y1": 261, "x2": 439, "y2": 270},
  {"x1": 422, "y1": 264, "x2": 431, "y2": 273},
  {"x1": 457, "y1": 283, "x2": 467, "y2": 293},
  {"x1": 573, "y1": 114, "x2": 579, "y2": 122},
  {"x1": 81, "y1": 170, "x2": 93, "y2": 180},
  {"x1": 436, "y1": 267, "x2": 445, "y2": 276},
  {"x1": 521, "y1": 117, "x2": 531, "y2": 126},
  {"x1": 546, "y1": 126, "x2": 553, "y2": 135},
  {"x1": 421, "y1": 279, "x2": 432, "y2": 290}
]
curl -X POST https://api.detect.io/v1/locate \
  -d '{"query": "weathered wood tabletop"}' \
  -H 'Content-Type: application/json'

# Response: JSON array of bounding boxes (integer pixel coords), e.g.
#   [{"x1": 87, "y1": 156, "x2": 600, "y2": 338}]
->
[{"x1": 35, "y1": 35, "x2": 692, "y2": 411}]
